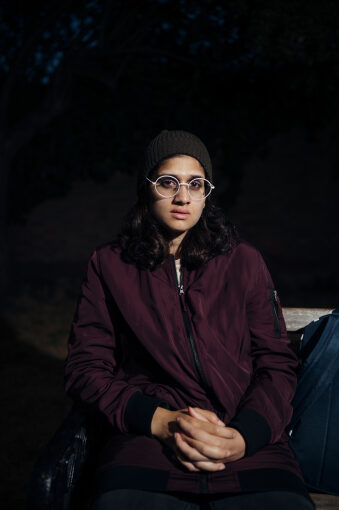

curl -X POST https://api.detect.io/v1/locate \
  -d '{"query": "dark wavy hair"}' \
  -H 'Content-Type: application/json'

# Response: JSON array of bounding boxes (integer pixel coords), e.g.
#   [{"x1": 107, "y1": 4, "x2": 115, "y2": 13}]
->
[{"x1": 116, "y1": 161, "x2": 239, "y2": 270}]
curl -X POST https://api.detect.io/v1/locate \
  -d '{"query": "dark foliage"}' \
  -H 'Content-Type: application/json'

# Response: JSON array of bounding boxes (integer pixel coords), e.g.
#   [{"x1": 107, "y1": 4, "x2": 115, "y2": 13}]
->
[{"x1": 1, "y1": 0, "x2": 338, "y2": 221}]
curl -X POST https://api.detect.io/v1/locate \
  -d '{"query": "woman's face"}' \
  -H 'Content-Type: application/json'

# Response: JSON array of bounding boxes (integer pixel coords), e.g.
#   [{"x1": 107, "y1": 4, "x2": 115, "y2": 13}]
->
[{"x1": 148, "y1": 155, "x2": 206, "y2": 239}]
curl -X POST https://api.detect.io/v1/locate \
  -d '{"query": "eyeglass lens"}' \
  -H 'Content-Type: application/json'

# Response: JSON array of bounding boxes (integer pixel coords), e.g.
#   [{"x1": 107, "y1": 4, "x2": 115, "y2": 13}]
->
[{"x1": 155, "y1": 176, "x2": 211, "y2": 199}]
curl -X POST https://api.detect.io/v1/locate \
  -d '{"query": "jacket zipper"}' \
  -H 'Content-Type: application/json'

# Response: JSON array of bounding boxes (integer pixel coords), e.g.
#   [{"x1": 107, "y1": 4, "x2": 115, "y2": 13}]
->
[
  {"x1": 270, "y1": 289, "x2": 281, "y2": 338},
  {"x1": 171, "y1": 257, "x2": 223, "y2": 492},
  {"x1": 171, "y1": 256, "x2": 210, "y2": 389},
  {"x1": 200, "y1": 472, "x2": 208, "y2": 494},
  {"x1": 171, "y1": 257, "x2": 224, "y2": 418}
]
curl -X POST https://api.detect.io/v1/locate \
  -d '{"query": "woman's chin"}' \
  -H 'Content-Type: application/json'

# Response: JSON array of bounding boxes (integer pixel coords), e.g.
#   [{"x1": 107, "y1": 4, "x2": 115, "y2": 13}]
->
[{"x1": 158, "y1": 221, "x2": 188, "y2": 237}]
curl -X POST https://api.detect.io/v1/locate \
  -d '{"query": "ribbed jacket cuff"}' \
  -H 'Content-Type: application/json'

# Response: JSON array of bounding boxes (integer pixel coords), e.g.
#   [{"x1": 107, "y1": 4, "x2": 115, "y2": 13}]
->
[
  {"x1": 124, "y1": 392, "x2": 171, "y2": 437},
  {"x1": 228, "y1": 407, "x2": 271, "y2": 457}
]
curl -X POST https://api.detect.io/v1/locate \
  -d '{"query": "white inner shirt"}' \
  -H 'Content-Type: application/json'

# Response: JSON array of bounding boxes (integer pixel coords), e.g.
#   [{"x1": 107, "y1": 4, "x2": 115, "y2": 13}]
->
[{"x1": 175, "y1": 258, "x2": 181, "y2": 286}]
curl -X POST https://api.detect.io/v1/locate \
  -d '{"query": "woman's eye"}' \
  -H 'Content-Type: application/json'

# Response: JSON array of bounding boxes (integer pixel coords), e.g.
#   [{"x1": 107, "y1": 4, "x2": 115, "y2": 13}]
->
[
  {"x1": 159, "y1": 178, "x2": 177, "y2": 188},
  {"x1": 190, "y1": 180, "x2": 203, "y2": 189}
]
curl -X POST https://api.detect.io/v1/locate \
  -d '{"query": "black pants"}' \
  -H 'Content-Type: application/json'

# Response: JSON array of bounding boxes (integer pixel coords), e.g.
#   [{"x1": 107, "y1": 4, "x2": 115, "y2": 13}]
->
[{"x1": 91, "y1": 489, "x2": 315, "y2": 510}]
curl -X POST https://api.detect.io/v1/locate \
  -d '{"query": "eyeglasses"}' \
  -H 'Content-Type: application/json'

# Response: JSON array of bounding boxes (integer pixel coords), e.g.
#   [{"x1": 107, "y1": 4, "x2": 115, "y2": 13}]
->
[{"x1": 146, "y1": 175, "x2": 215, "y2": 200}]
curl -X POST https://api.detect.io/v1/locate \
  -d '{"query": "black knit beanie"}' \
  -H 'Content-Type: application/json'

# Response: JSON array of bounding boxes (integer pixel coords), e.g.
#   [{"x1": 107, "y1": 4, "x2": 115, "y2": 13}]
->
[{"x1": 143, "y1": 129, "x2": 213, "y2": 181}]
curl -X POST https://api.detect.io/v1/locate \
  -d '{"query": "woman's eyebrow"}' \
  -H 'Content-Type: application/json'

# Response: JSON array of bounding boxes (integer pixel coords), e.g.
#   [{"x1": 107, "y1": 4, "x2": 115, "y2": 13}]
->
[{"x1": 157, "y1": 173, "x2": 204, "y2": 180}]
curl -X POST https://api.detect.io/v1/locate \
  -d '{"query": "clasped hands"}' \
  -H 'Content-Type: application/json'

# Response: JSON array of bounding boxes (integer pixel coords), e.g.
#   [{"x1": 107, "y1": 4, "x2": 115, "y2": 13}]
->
[{"x1": 151, "y1": 406, "x2": 246, "y2": 472}]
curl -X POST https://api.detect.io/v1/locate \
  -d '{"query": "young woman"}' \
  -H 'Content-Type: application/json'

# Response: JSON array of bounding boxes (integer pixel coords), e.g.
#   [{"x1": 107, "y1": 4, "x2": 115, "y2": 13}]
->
[{"x1": 64, "y1": 130, "x2": 315, "y2": 509}]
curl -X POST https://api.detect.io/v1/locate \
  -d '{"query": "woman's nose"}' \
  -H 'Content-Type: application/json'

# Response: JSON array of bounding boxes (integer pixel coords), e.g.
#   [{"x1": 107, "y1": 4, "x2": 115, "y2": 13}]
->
[{"x1": 173, "y1": 183, "x2": 190, "y2": 203}]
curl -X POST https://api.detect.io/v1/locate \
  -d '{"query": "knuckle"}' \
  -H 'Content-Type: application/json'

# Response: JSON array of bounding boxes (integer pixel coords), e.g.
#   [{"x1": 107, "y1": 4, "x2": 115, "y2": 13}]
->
[
  {"x1": 221, "y1": 446, "x2": 229, "y2": 457},
  {"x1": 214, "y1": 437, "x2": 222, "y2": 448},
  {"x1": 199, "y1": 444, "x2": 208, "y2": 456}
]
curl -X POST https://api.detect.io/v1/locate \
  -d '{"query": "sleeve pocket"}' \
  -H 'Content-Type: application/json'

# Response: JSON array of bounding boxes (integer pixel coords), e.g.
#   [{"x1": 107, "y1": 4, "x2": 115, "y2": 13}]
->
[{"x1": 270, "y1": 289, "x2": 281, "y2": 338}]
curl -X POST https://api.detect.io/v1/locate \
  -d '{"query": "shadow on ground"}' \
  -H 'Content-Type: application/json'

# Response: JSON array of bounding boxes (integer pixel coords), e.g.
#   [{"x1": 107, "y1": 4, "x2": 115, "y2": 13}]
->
[{"x1": 0, "y1": 316, "x2": 71, "y2": 510}]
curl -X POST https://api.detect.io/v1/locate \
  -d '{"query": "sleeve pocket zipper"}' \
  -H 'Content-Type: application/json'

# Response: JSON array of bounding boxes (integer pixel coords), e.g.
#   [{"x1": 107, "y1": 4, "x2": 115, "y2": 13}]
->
[{"x1": 270, "y1": 289, "x2": 281, "y2": 338}]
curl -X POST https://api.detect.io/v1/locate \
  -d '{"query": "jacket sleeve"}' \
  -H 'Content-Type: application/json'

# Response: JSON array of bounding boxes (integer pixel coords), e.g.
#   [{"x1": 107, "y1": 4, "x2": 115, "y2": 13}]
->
[
  {"x1": 64, "y1": 250, "x2": 170, "y2": 436},
  {"x1": 228, "y1": 251, "x2": 298, "y2": 456}
]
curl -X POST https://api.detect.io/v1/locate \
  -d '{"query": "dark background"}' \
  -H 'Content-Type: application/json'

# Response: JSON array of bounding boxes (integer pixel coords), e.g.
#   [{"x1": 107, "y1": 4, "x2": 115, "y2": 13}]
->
[{"x1": 1, "y1": 1, "x2": 338, "y2": 508}]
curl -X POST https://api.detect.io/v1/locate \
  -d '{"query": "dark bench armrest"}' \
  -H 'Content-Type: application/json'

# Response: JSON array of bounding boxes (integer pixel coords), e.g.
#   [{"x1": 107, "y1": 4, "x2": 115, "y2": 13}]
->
[{"x1": 28, "y1": 405, "x2": 90, "y2": 510}]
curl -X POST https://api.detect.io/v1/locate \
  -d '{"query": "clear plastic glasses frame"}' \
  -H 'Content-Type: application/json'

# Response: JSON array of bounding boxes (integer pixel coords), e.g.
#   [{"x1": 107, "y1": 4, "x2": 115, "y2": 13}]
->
[{"x1": 146, "y1": 175, "x2": 215, "y2": 200}]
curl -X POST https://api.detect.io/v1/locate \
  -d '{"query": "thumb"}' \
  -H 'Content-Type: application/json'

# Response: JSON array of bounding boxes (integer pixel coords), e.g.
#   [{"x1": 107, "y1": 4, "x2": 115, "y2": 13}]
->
[{"x1": 189, "y1": 407, "x2": 225, "y2": 427}]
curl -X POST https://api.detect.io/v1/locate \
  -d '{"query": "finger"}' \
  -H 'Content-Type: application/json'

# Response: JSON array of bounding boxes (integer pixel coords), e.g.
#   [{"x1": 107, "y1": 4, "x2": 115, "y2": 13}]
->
[
  {"x1": 221, "y1": 450, "x2": 243, "y2": 463},
  {"x1": 175, "y1": 434, "x2": 226, "y2": 471},
  {"x1": 173, "y1": 442, "x2": 201, "y2": 472},
  {"x1": 191, "y1": 407, "x2": 225, "y2": 427},
  {"x1": 218, "y1": 427, "x2": 236, "y2": 439},
  {"x1": 188, "y1": 407, "x2": 209, "y2": 422},
  {"x1": 177, "y1": 416, "x2": 211, "y2": 442},
  {"x1": 196, "y1": 408, "x2": 225, "y2": 427},
  {"x1": 178, "y1": 432, "x2": 232, "y2": 461},
  {"x1": 177, "y1": 457, "x2": 200, "y2": 471},
  {"x1": 177, "y1": 416, "x2": 235, "y2": 441},
  {"x1": 178, "y1": 414, "x2": 234, "y2": 439},
  {"x1": 175, "y1": 432, "x2": 211, "y2": 462},
  {"x1": 194, "y1": 460, "x2": 226, "y2": 472},
  {"x1": 220, "y1": 437, "x2": 246, "y2": 463}
]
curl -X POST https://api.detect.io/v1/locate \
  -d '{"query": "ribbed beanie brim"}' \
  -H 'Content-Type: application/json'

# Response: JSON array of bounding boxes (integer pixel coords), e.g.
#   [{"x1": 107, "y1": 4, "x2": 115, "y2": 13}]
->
[{"x1": 143, "y1": 129, "x2": 212, "y2": 180}]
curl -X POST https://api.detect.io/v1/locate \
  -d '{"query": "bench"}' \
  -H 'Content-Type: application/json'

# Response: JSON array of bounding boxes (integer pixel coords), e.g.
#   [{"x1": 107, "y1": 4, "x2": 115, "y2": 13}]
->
[{"x1": 27, "y1": 308, "x2": 339, "y2": 510}]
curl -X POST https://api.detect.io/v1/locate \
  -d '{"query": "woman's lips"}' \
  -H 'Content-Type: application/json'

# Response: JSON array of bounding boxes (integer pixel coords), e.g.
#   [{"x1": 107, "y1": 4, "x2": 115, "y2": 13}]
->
[{"x1": 170, "y1": 210, "x2": 190, "y2": 219}]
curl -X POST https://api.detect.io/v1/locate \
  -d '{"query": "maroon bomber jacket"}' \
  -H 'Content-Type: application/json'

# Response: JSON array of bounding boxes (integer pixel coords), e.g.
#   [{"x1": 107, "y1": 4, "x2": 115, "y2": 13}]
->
[{"x1": 64, "y1": 240, "x2": 308, "y2": 497}]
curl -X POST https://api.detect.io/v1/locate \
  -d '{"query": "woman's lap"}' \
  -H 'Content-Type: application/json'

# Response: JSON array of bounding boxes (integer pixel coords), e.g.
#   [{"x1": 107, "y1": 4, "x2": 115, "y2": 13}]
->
[
  {"x1": 91, "y1": 489, "x2": 315, "y2": 510},
  {"x1": 91, "y1": 489, "x2": 196, "y2": 509},
  {"x1": 210, "y1": 491, "x2": 315, "y2": 509}
]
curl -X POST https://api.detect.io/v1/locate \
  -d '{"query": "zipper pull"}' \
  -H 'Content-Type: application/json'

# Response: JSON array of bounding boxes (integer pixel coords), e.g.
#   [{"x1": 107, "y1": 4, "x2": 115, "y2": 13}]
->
[
  {"x1": 179, "y1": 266, "x2": 184, "y2": 295},
  {"x1": 273, "y1": 289, "x2": 278, "y2": 301}
]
